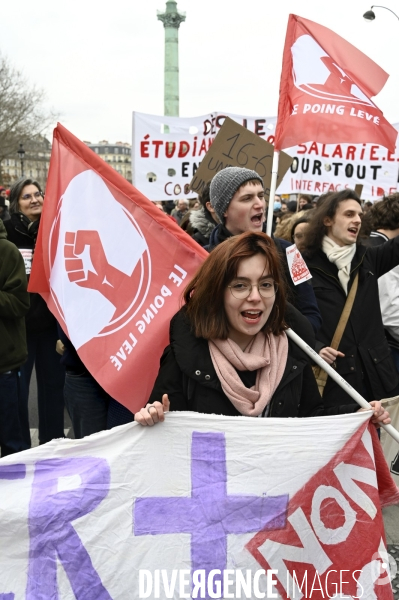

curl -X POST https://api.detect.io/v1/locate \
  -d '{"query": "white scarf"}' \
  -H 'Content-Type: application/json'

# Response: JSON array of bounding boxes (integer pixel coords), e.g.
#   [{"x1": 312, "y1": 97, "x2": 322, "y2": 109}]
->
[{"x1": 322, "y1": 235, "x2": 356, "y2": 294}]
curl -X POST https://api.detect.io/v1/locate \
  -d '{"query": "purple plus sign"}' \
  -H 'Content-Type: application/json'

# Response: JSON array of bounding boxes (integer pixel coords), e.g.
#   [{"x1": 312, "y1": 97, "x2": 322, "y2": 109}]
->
[{"x1": 134, "y1": 432, "x2": 288, "y2": 580}]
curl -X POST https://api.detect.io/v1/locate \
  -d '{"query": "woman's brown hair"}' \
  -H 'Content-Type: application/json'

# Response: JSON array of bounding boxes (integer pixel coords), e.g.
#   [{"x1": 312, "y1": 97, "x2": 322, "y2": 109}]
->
[{"x1": 183, "y1": 232, "x2": 287, "y2": 339}]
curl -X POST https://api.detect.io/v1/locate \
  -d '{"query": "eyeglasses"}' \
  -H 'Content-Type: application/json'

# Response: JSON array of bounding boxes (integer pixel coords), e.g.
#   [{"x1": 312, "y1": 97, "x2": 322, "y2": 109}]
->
[
  {"x1": 228, "y1": 280, "x2": 278, "y2": 299},
  {"x1": 20, "y1": 191, "x2": 42, "y2": 201}
]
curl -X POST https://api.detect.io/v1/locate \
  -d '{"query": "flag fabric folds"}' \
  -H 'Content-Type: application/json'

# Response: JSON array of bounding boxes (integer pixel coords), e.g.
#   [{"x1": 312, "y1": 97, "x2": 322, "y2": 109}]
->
[
  {"x1": 0, "y1": 412, "x2": 398, "y2": 599},
  {"x1": 29, "y1": 123, "x2": 208, "y2": 413},
  {"x1": 274, "y1": 14, "x2": 398, "y2": 153}
]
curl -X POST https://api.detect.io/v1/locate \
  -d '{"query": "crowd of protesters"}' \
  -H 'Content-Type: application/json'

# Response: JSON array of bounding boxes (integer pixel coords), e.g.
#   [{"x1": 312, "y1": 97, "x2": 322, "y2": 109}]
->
[{"x1": 0, "y1": 170, "x2": 396, "y2": 456}]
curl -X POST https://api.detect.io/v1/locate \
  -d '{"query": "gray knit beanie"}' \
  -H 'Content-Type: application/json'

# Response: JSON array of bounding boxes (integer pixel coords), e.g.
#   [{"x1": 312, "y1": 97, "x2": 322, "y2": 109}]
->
[{"x1": 209, "y1": 167, "x2": 263, "y2": 223}]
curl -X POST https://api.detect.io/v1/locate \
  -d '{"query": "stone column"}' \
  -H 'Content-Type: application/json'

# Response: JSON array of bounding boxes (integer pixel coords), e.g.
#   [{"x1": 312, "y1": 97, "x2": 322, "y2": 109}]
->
[{"x1": 157, "y1": 1, "x2": 186, "y2": 116}]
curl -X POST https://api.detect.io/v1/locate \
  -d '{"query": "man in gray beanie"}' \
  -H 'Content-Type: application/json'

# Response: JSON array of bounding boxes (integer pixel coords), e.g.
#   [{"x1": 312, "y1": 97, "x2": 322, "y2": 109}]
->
[
  {"x1": 208, "y1": 167, "x2": 265, "y2": 247},
  {"x1": 205, "y1": 166, "x2": 322, "y2": 335}
]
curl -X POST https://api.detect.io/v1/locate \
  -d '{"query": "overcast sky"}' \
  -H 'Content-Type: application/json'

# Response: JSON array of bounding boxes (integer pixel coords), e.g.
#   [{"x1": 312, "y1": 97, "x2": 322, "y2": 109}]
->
[{"x1": 2, "y1": 0, "x2": 398, "y2": 144}]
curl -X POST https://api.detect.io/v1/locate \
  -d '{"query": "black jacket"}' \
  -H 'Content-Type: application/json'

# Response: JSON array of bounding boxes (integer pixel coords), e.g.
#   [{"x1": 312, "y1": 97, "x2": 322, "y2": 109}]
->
[
  {"x1": 304, "y1": 239, "x2": 399, "y2": 408},
  {"x1": 5, "y1": 213, "x2": 55, "y2": 333},
  {"x1": 148, "y1": 306, "x2": 357, "y2": 418}
]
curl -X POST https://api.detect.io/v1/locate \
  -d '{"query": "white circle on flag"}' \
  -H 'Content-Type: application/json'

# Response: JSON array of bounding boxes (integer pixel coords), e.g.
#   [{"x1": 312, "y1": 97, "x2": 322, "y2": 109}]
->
[{"x1": 49, "y1": 170, "x2": 151, "y2": 349}]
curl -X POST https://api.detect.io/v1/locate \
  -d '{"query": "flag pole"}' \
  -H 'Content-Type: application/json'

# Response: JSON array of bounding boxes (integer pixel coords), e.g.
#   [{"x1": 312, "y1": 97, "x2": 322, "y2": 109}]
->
[
  {"x1": 286, "y1": 327, "x2": 399, "y2": 444},
  {"x1": 266, "y1": 150, "x2": 280, "y2": 236}
]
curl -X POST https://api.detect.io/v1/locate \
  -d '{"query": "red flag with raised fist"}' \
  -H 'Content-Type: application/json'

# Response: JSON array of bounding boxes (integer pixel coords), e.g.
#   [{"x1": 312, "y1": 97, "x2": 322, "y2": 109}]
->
[
  {"x1": 29, "y1": 124, "x2": 208, "y2": 413},
  {"x1": 274, "y1": 14, "x2": 398, "y2": 153}
]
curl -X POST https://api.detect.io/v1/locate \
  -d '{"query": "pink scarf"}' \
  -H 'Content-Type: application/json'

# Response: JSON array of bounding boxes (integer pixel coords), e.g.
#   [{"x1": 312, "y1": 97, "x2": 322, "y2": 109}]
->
[{"x1": 208, "y1": 332, "x2": 288, "y2": 417}]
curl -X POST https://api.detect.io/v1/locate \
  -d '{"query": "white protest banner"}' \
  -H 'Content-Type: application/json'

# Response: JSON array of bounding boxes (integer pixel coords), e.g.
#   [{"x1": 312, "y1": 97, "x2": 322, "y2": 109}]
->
[
  {"x1": 132, "y1": 112, "x2": 276, "y2": 201},
  {"x1": 132, "y1": 112, "x2": 399, "y2": 201},
  {"x1": 280, "y1": 122, "x2": 399, "y2": 199},
  {"x1": 1, "y1": 411, "x2": 398, "y2": 599}
]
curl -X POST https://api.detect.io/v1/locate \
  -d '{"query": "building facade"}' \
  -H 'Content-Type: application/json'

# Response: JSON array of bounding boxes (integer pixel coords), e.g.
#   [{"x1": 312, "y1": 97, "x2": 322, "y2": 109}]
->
[
  {"x1": 0, "y1": 136, "x2": 51, "y2": 189},
  {"x1": 0, "y1": 138, "x2": 133, "y2": 189},
  {"x1": 85, "y1": 141, "x2": 132, "y2": 183}
]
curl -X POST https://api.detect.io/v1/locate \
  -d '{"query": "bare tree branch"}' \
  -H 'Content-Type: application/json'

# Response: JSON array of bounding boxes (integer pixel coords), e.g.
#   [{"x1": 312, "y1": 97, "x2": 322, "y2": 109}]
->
[{"x1": 0, "y1": 54, "x2": 58, "y2": 164}]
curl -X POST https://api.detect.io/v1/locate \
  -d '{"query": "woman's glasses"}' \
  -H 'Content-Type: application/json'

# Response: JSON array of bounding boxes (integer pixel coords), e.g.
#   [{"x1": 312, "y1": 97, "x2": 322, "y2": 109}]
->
[
  {"x1": 228, "y1": 280, "x2": 278, "y2": 299},
  {"x1": 21, "y1": 192, "x2": 42, "y2": 201}
]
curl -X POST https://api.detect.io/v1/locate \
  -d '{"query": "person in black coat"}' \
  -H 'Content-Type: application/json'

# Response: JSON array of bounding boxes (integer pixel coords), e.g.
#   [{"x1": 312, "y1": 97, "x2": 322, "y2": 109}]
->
[
  {"x1": 303, "y1": 189, "x2": 399, "y2": 411},
  {"x1": 4, "y1": 178, "x2": 65, "y2": 446},
  {"x1": 135, "y1": 232, "x2": 389, "y2": 427}
]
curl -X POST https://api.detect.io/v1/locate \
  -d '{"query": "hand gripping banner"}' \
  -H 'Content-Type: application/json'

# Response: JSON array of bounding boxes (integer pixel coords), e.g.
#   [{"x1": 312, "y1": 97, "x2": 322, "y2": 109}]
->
[{"x1": 29, "y1": 123, "x2": 208, "y2": 413}]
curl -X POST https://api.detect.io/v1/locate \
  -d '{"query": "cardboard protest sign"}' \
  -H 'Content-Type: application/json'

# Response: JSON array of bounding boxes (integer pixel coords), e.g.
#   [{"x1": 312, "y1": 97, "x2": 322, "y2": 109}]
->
[
  {"x1": 189, "y1": 117, "x2": 293, "y2": 198},
  {"x1": 0, "y1": 412, "x2": 398, "y2": 599}
]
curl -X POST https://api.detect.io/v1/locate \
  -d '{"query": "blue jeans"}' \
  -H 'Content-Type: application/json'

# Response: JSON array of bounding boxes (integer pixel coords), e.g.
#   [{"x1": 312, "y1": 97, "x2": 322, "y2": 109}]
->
[
  {"x1": 0, "y1": 370, "x2": 29, "y2": 457},
  {"x1": 20, "y1": 327, "x2": 65, "y2": 445},
  {"x1": 64, "y1": 372, "x2": 109, "y2": 439}
]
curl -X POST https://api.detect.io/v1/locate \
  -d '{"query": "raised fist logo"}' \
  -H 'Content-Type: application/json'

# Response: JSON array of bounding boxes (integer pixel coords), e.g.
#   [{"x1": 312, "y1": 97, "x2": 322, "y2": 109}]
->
[
  {"x1": 48, "y1": 171, "x2": 151, "y2": 347},
  {"x1": 64, "y1": 230, "x2": 142, "y2": 320}
]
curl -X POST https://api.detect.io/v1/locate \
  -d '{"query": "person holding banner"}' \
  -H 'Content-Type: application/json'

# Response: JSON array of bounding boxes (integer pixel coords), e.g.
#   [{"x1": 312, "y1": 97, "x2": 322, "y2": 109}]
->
[
  {"x1": 135, "y1": 232, "x2": 389, "y2": 427},
  {"x1": 303, "y1": 189, "x2": 399, "y2": 410}
]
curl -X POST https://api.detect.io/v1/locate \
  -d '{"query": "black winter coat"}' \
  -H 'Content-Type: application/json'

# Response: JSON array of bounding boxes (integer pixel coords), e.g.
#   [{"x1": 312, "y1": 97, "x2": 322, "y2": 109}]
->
[
  {"x1": 148, "y1": 306, "x2": 357, "y2": 418},
  {"x1": 304, "y1": 239, "x2": 399, "y2": 408}
]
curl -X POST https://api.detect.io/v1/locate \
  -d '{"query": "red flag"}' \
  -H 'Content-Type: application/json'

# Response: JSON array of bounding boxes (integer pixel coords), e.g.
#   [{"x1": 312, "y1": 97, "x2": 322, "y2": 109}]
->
[
  {"x1": 274, "y1": 14, "x2": 398, "y2": 153},
  {"x1": 29, "y1": 123, "x2": 208, "y2": 413}
]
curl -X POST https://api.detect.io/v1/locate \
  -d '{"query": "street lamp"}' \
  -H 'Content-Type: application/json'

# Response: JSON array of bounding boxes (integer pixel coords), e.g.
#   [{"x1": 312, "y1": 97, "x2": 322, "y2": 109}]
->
[
  {"x1": 17, "y1": 143, "x2": 25, "y2": 177},
  {"x1": 363, "y1": 5, "x2": 399, "y2": 21}
]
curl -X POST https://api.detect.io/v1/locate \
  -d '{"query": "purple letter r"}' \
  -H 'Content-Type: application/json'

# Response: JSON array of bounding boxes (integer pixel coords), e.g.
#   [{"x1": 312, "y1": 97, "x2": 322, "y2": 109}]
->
[{"x1": 26, "y1": 457, "x2": 112, "y2": 600}]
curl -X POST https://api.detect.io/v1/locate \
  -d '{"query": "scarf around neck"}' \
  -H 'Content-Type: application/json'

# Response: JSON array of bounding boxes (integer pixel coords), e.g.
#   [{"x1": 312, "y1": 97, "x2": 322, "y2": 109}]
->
[
  {"x1": 208, "y1": 331, "x2": 288, "y2": 417},
  {"x1": 322, "y1": 235, "x2": 356, "y2": 294}
]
